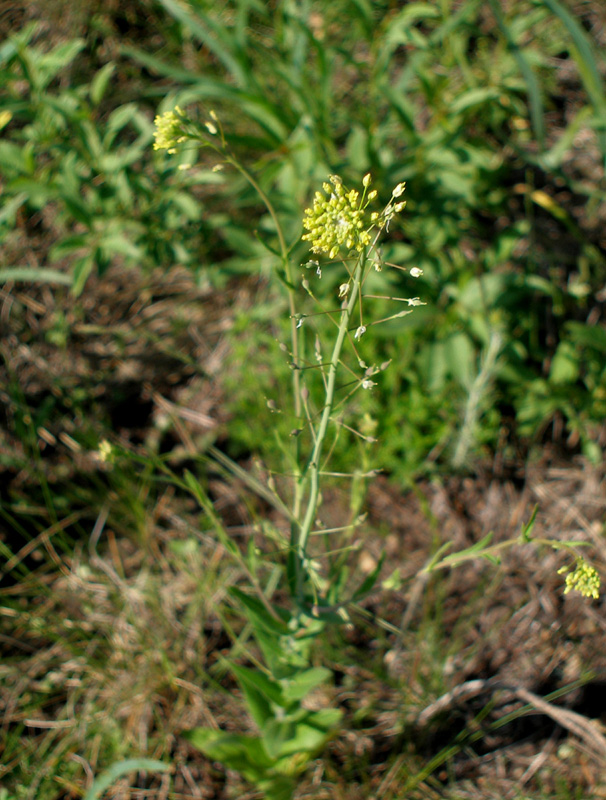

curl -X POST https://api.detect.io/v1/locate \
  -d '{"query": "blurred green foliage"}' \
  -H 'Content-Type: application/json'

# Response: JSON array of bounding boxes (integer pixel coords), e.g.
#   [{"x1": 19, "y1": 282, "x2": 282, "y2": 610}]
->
[{"x1": 1, "y1": 0, "x2": 605, "y2": 476}]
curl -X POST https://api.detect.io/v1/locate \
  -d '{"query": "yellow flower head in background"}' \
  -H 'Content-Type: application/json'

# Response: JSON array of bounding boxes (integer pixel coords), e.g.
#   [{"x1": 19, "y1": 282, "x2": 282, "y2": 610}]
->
[
  {"x1": 559, "y1": 558, "x2": 600, "y2": 599},
  {"x1": 153, "y1": 107, "x2": 187, "y2": 153}
]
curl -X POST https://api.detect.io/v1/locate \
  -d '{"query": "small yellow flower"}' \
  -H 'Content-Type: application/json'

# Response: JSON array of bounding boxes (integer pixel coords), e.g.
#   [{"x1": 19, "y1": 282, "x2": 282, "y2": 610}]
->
[
  {"x1": 559, "y1": 558, "x2": 600, "y2": 599},
  {"x1": 153, "y1": 107, "x2": 187, "y2": 153},
  {"x1": 302, "y1": 175, "x2": 373, "y2": 258},
  {"x1": 97, "y1": 439, "x2": 114, "y2": 464}
]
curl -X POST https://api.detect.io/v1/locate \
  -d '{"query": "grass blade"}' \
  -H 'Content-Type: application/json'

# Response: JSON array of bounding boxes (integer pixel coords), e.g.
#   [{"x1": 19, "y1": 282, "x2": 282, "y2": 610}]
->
[
  {"x1": 157, "y1": 0, "x2": 249, "y2": 88},
  {"x1": 83, "y1": 759, "x2": 170, "y2": 800},
  {"x1": 0, "y1": 267, "x2": 72, "y2": 285},
  {"x1": 487, "y1": 0, "x2": 545, "y2": 150},
  {"x1": 540, "y1": 0, "x2": 605, "y2": 112},
  {"x1": 540, "y1": 0, "x2": 606, "y2": 160}
]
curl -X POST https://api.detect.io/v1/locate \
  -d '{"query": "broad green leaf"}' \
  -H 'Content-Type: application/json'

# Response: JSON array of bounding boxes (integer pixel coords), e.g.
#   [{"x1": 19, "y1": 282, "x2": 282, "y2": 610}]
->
[
  {"x1": 281, "y1": 667, "x2": 332, "y2": 704},
  {"x1": 230, "y1": 663, "x2": 285, "y2": 724},
  {"x1": 0, "y1": 142, "x2": 32, "y2": 175},
  {"x1": 0, "y1": 22, "x2": 38, "y2": 64},
  {"x1": 171, "y1": 192, "x2": 202, "y2": 221},
  {"x1": 456, "y1": 273, "x2": 509, "y2": 312},
  {"x1": 444, "y1": 333, "x2": 475, "y2": 390},
  {"x1": 549, "y1": 340, "x2": 579, "y2": 385},
  {"x1": 0, "y1": 192, "x2": 27, "y2": 224},
  {"x1": 305, "y1": 707, "x2": 342, "y2": 731},
  {"x1": 100, "y1": 232, "x2": 143, "y2": 260},
  {"x1": 105, "y1": 104, "x2": 140, "y2": 137},
  {"x1": 62, "y1": 195, "x2": 93, "y2": 227},
  {"x1": 230, "y1": 586, "x2": 290, "y2": 635},
  {"x1": 38, "y1": 39, "x2": 85, "y2": 86},
  {"x1": 257, "y1": 774, "x2": 295, "y2": 800},
  {"x1": 254, "y1": 626, "x2": 308, "y2": 678},
  {"x1": 565, "y1": 321, "x2": 606, "y2": 353},
  {"x1": 262, "y1": 718, "x2": 298, "y2": 761},
  {"x1": 184, "y1": 728, "x2": 274, "y2": 783},
  {"x1": 381, "y1": 3, "x2": 439, "y2": 52},
  {"x1": 264, "y1": 714, "x2": 337, "y2": 761}
]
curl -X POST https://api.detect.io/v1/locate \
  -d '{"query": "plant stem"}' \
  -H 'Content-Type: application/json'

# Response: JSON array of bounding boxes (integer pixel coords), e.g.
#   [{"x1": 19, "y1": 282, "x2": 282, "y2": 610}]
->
[
  {"x1": 294, "y1": 255, "x2": 365, "y2": 601},
  {"x1": 224, "y1": 156, "x2": 306, "y2": 549}
]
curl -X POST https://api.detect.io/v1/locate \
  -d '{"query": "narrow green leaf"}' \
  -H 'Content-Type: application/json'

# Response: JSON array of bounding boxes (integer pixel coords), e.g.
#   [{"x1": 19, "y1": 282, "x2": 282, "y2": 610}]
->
[
  {"x1": 423, "y1": 541, "x2": 454, "y2": 573},
  {"x1": 541, "y1": 105, "x2": 593, "y2": 170},
  {"x1": 437, "y1": 532, "x2": 495, "y2": 568},
  {"x1": 487, "y1": 0, "x2": 545, "y2": 149},
  {"x1": 157, "y1": 0, "x2": 249, "y2": 87},
  {"x1": 450, "y1": 87, "x2": 501, "y2": 113},
  {"x1": 83, "y1": 759, "x2": 170, "y2": 800},
  {"x1": 0, "y1": 267, "x2": 72, "y2": 286},
  {"x1": 540, "y1": 0, "x2": 606, "y2": 112},
  {"x1": 90, "y1": 62, "x2": 115, "y2": 106},
  {"x1": 181, "y1": 471, "x2": 238, "y2": 557},
  {"x1": 352, "y1": 552, "x2": 386, "y2": 602},
  {"x1": 50, "y1": 234, "x2": 90, "y2": 261},
  {"x1": 71, "y1": 254, "x2": 95, "y2": 296},
  {"x1": 520, "y1": 505, "x2": 539, "y2": 542}
]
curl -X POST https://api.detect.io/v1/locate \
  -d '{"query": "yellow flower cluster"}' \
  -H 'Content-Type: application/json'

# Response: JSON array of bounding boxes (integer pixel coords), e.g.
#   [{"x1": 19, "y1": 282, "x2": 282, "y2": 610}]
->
[
  {"x1": 560, "y1": 559, "x2": 600, "y2": 599},
  {"x1": 153, "y1": 107, "x2": 187, "y2": 153},
  {"x1": 302, "y1": 175, "x2": 375, "y2": 259}
]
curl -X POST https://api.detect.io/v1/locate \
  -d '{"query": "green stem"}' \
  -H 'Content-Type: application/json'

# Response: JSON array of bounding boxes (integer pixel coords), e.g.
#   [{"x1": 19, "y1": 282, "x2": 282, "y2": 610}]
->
[
  {"x1": 295, "y1": 255, "x2": 365, "y2": 600},
  {"x1": 224, "y1": 155, "x2": 305, "y2": 542}
]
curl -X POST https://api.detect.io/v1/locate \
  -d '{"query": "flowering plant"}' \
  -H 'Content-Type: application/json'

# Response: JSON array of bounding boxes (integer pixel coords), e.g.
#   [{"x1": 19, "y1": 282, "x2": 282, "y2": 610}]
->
[{"x1": 151, "y1": 106, "x2": 600, "y2": 799}]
